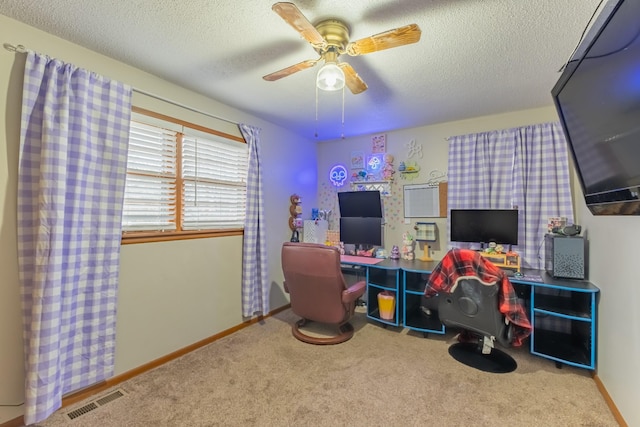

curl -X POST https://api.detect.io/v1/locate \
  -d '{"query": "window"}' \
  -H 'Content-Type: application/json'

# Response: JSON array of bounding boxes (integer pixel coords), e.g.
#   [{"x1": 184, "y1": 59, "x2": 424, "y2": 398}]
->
[{"x1": 122, "y1": 108, "x2": 248, "y2": 243}]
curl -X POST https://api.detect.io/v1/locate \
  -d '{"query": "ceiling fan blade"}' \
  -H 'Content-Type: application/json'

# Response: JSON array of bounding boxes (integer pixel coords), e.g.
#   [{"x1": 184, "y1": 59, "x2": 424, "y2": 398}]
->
[
  {"x1": 263, "y1": 58, "x2": 319, "y2": 81},
  {"x1": 345, "y1": 23, "x2": 422, "y2": 56},
  {"x1": 272, "y1": 2, "x2": 327, "y2": 49},
  {"x1": 338, "y1": 63, "x2": 368, "y2": 94}
]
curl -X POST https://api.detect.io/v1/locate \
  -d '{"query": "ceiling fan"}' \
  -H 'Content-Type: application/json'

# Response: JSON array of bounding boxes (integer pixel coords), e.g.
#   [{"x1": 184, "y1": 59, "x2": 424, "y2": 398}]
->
[{"x1": 263, "y1": 2, "x2": 422, "y2": 94}]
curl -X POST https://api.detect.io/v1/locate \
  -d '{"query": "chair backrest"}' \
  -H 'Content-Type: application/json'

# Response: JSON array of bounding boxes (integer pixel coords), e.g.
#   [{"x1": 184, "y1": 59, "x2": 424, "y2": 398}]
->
[
  {"x1": 438, "y1": 276, "x2": 511, "y2": 347},
  {"x1": 281, "y1": 242, "x2": 349, "y2": 324}
]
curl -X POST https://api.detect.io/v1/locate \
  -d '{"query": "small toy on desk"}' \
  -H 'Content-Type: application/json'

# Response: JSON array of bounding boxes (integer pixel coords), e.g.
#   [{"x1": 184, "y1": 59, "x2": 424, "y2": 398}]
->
[
  {"x1": 356, "y1": 247, "x2": 375, "y2": 257},
  {"x1": 401, "y1": 231, "x2": 415, "y2": 261},
  {"x1": 483, "y1": 241, "x2": 503, "y2": 254},
  {"x1": 375, "y1": 248, "x2": 387, "y2": 258},
  {"x1": 390, "y1": 245, "x2": 400, "y2": 260}
]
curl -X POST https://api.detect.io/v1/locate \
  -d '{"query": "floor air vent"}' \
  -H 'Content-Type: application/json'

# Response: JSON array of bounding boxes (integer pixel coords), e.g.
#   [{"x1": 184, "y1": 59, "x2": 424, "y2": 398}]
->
[
  {"x1": 67, "y1": 402, "x2": 98, "y2": 420},
  {"x1": 66, "y1": 388, "x2": 127, "y2": 420},
  {"x1": 95, "y1": 389, "x2": 125, "y2": 406}
]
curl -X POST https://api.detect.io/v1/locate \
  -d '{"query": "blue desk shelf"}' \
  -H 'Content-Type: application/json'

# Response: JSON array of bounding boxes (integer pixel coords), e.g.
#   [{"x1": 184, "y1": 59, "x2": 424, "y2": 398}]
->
[{"x1": 340, "y1": 257, "x2": 599, "y2": 370}]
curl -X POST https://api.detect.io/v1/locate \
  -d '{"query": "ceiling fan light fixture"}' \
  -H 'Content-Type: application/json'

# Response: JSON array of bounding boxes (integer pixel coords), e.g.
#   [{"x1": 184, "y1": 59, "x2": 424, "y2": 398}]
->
[{"x1": 316, "y1": 62, "x2": 345, "y2": 91}]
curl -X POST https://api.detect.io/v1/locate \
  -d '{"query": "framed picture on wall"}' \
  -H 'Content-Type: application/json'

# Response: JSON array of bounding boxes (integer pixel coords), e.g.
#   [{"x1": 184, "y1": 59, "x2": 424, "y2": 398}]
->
[
  {"x1": 350, "y1": 151, "x2": 364, "y2": 169},
  {"x1": 372, "y1": 134, "x2": 386, "y2": 153}
]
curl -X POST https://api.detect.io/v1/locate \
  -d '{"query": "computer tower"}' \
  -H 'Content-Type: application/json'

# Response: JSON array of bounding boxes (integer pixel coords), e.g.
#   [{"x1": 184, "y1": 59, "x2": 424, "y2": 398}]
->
[{"x1": 544, "y1": 234, "x2": 586, "y2": 279}]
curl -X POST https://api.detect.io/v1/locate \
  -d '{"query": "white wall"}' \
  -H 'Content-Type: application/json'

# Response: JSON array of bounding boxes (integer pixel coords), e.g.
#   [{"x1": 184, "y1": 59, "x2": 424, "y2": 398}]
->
[
  {"x1": 0, "y1": 14, "x2": 317, "y2": 423},
  {"x1": 574, "y1": 190, "x2": 640, "y2": 426},
  {"x1": 317, "y1": 107, "x2": 640, "y2": 426}
]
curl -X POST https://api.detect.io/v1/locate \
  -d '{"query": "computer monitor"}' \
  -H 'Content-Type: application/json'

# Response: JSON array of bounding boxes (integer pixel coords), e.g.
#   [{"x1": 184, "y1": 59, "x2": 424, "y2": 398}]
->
[
  {"x1": 339, "y1": 217, "x2": 383, "y2": 247},
  {"x1": 338, "y1": 191, "x2": 383, "y2": 218},
  {"x1": 450, "y1": 209, "x2": 519, "y2": 246}
]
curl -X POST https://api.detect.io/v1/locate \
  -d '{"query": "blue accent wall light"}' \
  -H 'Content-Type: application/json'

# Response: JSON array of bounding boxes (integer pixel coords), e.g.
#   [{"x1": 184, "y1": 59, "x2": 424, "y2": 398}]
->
[{"x1": 329, "y1": 164, "x2": 347, "y2": 187}]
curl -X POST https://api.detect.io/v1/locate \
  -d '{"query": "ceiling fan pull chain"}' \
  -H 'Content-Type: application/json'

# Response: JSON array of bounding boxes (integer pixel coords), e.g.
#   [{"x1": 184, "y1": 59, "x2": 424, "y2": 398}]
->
[
  {"x1": 315, "y1": 84, "x2": 319, "y2": 138},
  {"x1": 341, "y1": 85, "x2": 345, "y2": 139}
]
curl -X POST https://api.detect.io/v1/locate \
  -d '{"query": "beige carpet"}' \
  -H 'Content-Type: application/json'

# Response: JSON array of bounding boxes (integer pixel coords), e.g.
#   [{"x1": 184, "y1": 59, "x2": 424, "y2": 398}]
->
[{"x1": 36, "y1": 308, "x2": 617, "y2": 427}]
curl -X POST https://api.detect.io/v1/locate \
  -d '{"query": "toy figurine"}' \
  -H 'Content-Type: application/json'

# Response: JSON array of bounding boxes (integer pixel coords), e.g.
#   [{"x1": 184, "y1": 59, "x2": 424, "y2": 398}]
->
[
  {"x1": 375, "y1": 248, "x2": 387, "y2": 258},
  {"x1": 401, "y1": 231, "x2": 415, "y2": 261},
  {"x1": 357, "y1": 247, "x2": 375, "y2": 257},
  {"x1": 484, "y1": 241, "x2": 497, "y2": 254},
  {"x1": 390, "y1": 245, "x2": 401, "y2": 260},
  {"x1": 381, "y1": 154, "x2": 395, "y2": 181}
]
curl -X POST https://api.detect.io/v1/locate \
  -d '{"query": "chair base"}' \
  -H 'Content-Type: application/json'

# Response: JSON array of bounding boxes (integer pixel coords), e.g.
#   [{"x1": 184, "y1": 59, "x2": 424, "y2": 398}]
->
[
  {"x1": 448, "y1": 342, "x2": 517, "y2": 373},
  {"x1": 292, "y1": 319, "x2": 355, "y2": 345}
]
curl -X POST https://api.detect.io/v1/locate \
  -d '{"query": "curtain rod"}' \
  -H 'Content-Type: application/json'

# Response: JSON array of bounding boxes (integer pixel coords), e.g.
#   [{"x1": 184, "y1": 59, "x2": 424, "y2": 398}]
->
[
  {"x1": 3, "y1": 42, "x2": 240, "y2": 127},
  {"x1": 131, "y1": 88, "x2": 239, "y2": 126}
]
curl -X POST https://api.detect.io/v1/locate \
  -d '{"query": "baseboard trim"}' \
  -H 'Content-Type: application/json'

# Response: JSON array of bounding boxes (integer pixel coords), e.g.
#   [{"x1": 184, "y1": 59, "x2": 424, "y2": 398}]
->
[
  {"x1": 0, "y1": 415, "x2": 23, "y2": 427},
  {"x1": 593, "y1": 373, "x2": 627, "y2": 427},
  {"x1": 0, "y1": 304, "x2": 291, "y2": 427}
]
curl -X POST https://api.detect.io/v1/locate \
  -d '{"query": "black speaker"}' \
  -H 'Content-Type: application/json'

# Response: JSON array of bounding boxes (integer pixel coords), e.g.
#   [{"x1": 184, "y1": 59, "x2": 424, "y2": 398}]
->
[{"x1": 544, "y1": 234, "x2": 587, "y2": 279}]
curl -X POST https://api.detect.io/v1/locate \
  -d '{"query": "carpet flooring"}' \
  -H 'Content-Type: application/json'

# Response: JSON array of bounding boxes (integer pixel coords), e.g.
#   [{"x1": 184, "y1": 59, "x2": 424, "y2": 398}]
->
[{"x1": 35, "y1": 308, "x2": 618, "y2": 426}]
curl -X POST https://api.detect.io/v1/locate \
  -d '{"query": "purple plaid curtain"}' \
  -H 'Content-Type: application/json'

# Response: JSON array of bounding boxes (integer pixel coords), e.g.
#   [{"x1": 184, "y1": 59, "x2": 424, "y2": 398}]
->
[
  {"x1": 239, "y1": 124, "x2": 269, "y2": 317},
  {"x1": 17, "y1": 52, "x2": 131, "y2": 424},
  {"x1": 447, "y1": 122, "x2": 573, "y2": 269}
]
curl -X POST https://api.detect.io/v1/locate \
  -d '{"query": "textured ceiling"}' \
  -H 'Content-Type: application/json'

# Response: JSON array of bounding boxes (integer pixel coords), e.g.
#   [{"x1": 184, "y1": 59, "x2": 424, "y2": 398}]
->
[{"x1": 0, "y1": 0, "x2": 602, "y2": 141}]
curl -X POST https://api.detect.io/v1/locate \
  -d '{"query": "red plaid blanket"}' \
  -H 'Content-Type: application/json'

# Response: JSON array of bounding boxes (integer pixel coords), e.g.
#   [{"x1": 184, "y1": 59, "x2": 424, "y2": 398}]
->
[{"x1": 425, "y1": 248, "x2": 532, "y2": 346}]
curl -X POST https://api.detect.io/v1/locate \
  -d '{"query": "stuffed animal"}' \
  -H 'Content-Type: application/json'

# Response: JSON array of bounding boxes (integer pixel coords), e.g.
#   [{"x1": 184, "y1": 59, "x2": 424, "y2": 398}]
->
[{"x1": 401, "y1": 231, "x2": 415, "y2": 261}]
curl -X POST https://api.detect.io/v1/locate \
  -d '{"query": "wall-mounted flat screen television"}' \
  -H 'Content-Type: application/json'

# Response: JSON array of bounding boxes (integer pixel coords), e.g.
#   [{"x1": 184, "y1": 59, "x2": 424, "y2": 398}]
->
[
  {"x1": 338, "y1": 190, "x2": 383, "y2": 218},
  {"x1": 552, "y1": 0, "x2": 640, "y2": 215},
  {"x1": 450, "y1": 209, "x2": 519, "y2": 246}
]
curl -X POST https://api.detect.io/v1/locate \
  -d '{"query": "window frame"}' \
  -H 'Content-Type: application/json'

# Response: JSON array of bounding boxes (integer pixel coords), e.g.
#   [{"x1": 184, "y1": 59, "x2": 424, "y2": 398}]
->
[{"x1": 122, "y1": 107, "x2": 246, "y2": 244}]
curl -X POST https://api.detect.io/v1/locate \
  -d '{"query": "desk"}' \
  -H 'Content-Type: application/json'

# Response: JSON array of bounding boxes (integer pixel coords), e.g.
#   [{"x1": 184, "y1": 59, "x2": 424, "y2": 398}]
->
[{"x1": 340, "y1": 257, "x2": 599, "y2": 370}]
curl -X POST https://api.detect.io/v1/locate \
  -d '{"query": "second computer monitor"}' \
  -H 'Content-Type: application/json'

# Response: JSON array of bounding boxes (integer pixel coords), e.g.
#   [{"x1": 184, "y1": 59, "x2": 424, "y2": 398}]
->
[{"x1": 339, "y1": 217, "x2": 383, "y2": 247}]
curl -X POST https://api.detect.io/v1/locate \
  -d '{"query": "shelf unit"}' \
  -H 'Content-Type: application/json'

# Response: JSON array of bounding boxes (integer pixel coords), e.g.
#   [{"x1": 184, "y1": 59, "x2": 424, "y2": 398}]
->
[
  {"x1": 402, "y1": 269, "x2": 445, "y2": 335},
  {"x1": 530, "y1": 286, "x2": 596, "y2": 369},
  {"x1": 349, "y1": 180, "x2": 391, "y2": 197},
  {"x1": 366, "y1": 264, "x2": 401, "y2": 326}
]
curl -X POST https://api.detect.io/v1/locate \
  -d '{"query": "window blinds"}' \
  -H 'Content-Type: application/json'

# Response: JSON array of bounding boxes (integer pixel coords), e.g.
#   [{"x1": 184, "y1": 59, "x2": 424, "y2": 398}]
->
[
  {"x1": 181, "y1": 134, "x2": 247, "y2": 229},
  {"x1": 122, "y1": 121, "x2": 177, "y2": 231},
  {"x1": 121, "y1": 116, "x2": 248, "y2": 233}
]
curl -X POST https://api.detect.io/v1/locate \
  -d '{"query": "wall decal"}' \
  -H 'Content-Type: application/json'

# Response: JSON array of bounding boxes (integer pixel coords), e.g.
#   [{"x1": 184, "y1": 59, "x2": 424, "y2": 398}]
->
[{"x1": 405, "y1": 139, "x2": 423, "y2": 159}]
